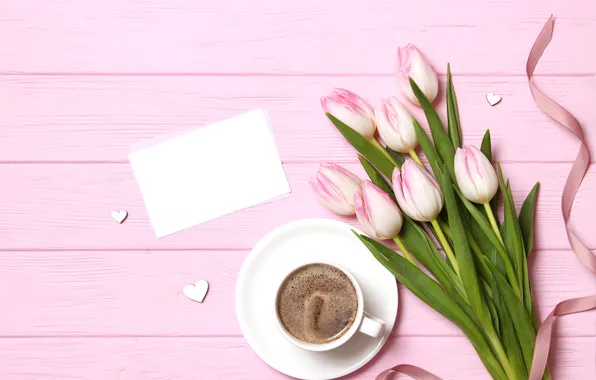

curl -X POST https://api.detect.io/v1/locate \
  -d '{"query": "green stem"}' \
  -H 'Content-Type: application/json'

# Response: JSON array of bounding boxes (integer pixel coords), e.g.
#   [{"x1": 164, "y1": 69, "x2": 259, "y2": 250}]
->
[
  {"x1": 430, "y1": 219, "x2": 460, "y2": 277},
  {"x1": 408, "y1": 149, "x2": 423, "y2": 166},
  {"x1": 501, "y1": 255, "x2": 523, "y2": 300},
  {"x1": 483, "y1": 202, "x2": 504, "y2": 245},
  {"x1": 393, "y1": 235, "x2": 416, "y2": 266},
  {"x1": 487, "y1": 330, "x2": 520, "y2": 380},
  {"x1": 440, "y1": 219, "x2": 493, "y2": 284},
  {"x1": 482, "y1": 280, "x2": 493, "y2": 299},
  {"x1": 469, "y1": 235, "x2": 494, "y2": 285},
  {"x1": 370, "y1": 138, "x2": 398, "y2": 166},
  {"x1": 483, "y1": 202, "x2": 523, "y2": 300}
]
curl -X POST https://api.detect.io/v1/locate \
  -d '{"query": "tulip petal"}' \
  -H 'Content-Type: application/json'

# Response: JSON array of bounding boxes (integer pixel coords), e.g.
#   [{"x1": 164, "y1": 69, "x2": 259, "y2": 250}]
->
[
  {"x1": 309, "y1": 163, "x2": 363, "y2": 216},
  {"x1": 362, "y1": 181, "x2": 403, "y2": 239},
  {"x1": 395, "y1": 44, "x2": 439, "y2": 106},
  {"x1": 454, "y1": 146, "x2": 498, "y2": 204},
  {"x1": 354, "y1": 190, "x2": 377, "y2": 237},
  {"x1": 455, "y1": 147, "x2": 479, "y2": 202},
  {"x1": 375, "y1": 97, "x2": 418, "y2": 153},
  {"x1": 393, "y1": 160, "x2": 443, "y2": 221},
  {"x1": 322, "y1": 88, "x2": 376, "y2": 140},
  {"x1": 310, "y1": 177, "x2": 354, "y2": 215}
]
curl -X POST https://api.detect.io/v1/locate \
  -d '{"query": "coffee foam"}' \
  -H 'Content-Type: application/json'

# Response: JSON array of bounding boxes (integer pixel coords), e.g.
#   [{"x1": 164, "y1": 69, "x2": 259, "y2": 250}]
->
[{"x1": 277, "y1": 264, "x2": 358, "y2": 344}]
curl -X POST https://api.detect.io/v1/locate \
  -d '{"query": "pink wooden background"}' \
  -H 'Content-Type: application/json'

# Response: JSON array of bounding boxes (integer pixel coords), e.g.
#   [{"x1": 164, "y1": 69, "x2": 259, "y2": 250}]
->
[{"x1": 0, "y1": 1, "x2": 595, "y2": 379}]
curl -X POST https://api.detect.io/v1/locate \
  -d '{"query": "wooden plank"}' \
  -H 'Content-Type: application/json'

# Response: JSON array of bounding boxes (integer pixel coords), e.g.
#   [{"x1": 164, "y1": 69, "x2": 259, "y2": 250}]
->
[
  {"x1": 0, "y1": 249, "x2": 593, "y2": 337},
  {"x1": 0, "y1": 162, "x2": 594, "y2": 251},
  {"x1": 0, "y1": 1, "x2": 593, "y2": 74},
  {"x1": 0, "y1": 336, "x2": 592, "y2": 379},
  {"x1": 0, "y1": 75, "x2": 593, "y2": 163}
]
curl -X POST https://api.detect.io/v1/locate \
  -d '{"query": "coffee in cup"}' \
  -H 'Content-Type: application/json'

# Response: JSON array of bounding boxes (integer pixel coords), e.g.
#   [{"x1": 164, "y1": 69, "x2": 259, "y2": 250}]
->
[{"x1": 276, "y1": 263, "x2": 359, "y2": 344}]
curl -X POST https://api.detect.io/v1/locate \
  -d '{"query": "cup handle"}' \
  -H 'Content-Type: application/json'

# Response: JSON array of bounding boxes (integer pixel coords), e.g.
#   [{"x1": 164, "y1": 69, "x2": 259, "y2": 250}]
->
[{"x1": 358, "y1": 312, "x2": 385, "y2": 338}]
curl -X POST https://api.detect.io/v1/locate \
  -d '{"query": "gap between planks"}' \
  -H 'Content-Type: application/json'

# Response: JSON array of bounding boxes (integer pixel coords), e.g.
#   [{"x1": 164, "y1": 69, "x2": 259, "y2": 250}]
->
[
  {"x1": 0, "y1": 335, "x2": 593, "y2": 339},
  {"x1": 0, "y1": 248, "x2": 583, "y2": 253},
  {"x1": 0, "y1": 72, "x2": 594, "y2": 77},
  {"x1": 0, "y1": 160, "x2": 583, "y2": 164}
]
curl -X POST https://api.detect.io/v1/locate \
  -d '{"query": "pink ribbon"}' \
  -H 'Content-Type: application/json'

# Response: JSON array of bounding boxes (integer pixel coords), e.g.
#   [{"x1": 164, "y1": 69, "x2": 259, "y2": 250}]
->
[
  {"x1": 375, "y1": 365, "x2": 443, "y2": 380},
  {"x1": 525, "y1": 15, "x2": 596, "y2": 380},
  {"x1": 377, "y1": 15, "x2": 596, "y2": 380}
]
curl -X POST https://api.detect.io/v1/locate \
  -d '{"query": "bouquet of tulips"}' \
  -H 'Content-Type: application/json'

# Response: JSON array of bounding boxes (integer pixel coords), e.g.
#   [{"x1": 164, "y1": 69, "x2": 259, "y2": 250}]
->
[{"x1": 311, "y1": 45, "x2": 546, "y2": 380}]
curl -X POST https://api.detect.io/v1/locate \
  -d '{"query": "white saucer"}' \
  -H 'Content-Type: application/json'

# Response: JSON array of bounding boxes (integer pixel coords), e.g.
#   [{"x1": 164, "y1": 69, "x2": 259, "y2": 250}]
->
[{"x1": 236, "y1": 218, "x2": 398, "y2": 380}]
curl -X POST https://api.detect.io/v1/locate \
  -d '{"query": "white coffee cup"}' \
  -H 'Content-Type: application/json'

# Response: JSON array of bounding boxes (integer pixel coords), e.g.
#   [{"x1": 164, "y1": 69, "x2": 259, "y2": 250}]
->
[{"x1": 273, "y1": 261, "x2": 385, "y2": 352}]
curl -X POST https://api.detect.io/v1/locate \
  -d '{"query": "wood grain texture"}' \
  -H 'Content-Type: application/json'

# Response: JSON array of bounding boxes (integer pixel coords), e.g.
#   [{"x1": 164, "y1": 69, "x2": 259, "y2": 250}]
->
[
  {"x1": 1, "y1": 1, "x2": 594, "y2": 378},
  {"x1": 0, "y1": 250, "x2": 593, "y2": 338},
  {"x1": 0, "y1": 75, "x2": 593, "y2": 163},
  {"x1": 0, "y1": 162, "x2": 595, "y2": 251},
  {"x1": 0, "y1": 336, "x2": 593, "y2": 380},
  {"x1": 0, "y1": 0, "x2": 594, "y2": 74}
]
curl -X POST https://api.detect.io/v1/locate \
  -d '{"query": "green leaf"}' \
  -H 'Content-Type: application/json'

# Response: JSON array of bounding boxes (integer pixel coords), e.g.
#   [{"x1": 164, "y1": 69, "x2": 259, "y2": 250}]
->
[
  {"x1": 497, "y1": 166, "x2": 532, "y2": 313},
  {"x1": 412, "y1": 118, "x2": 444, "y2": 181},
  {"x1": 480, "y1": 130, "x2": 492, "y2": 162},
  {"x1": 522, "y1": 254, "x2": 533, "y2": 317},
  {"x1": 466, "y1": 226, "x2": 494, "y2": 284},
  {"x1": 468, "y1": 212, "x2": 505, "y2": 276},
  {"x1": 439, "y1": 166, "x2": 491, "y2": 326},
  {"x1": 399, "y1": 217, "x2": 466, "y2": 300},
  {"x1": 487, "y1": 260, "x2": 537, "y2": 374},
  {"x1": 433, "y1": 217, "x2": 456, "y2": 274},
  {"x1": 455, "y1": 187, "x2": 522, "y2": 299},
  {"x1": 519, "y1": 183, "x2": 539, "y2": 256},
  {"x1": 499, "y1": 176, "x2": 522, "y2": 274},
  {"x1": 358, "y1": 234, "x2": 509, "y2": 380},
  {"x1": 385, "y1": 147, "x2": 405, "y2": 168},
  {"x1": 326, "y1": 113, "x2": 396, "y2": 178},
  {"x1": 480, "y1": 129, "x2": 499, "y2": 220},
  {"x1": 446, "y1": 63, "x2": 462, "y2": 148},
  {"x1": 489, "y1": 225, "x2": 507, "y2": 276},
  {"x1": 455, "y1": 189, "x2": 509, "y2": 262},
  {"x1": 492, "y1": 281, "x2": 528, "y2": 379},
  {"x1": 486, "y1": 294, "x2": 500, "y2": 337},
  {"x1": 409, "y1": 78, "x2": 456, "y2": 181},
  {"x1": 463, "y1": 206, "x2": 503, "y2": 277},
  {"x1": 357, "y1": 234, "x2": 468, "y2": 323},
  {"x1": 440, "y1": 219, "x2": 494, "y2": 285},
  {"x1": 358, "y1": 156, "x2": 395, "y2": 200}
]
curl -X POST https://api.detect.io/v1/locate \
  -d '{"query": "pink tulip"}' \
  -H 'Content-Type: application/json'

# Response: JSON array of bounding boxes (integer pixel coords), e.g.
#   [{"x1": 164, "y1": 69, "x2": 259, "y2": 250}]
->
[
  {"x1": 321, "y1": 88, "x2": 376, "y2": 140},
  {"x1": 354, "y1": 180, "x2": 403, "y2": 239},
  {"x1": 374, "y1": 96, "x2": 418, "y2": 153},
  {"x1": 392, "y1": 159, "x2": 443, "y2": 221},
  {"x1": 395, "y1": 44, "x2": 439, "y2": 105},
  {"x1": 454, "y1": 146, "x2": 498, "y2": 204},
  {"x1": 310, "y1": 163, "x2": 362, "y2": 215}
]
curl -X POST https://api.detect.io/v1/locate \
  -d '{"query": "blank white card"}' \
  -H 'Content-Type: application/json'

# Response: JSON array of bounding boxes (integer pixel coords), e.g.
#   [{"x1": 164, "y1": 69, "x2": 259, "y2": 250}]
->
[{"x1": 129, "y1": 109, "x2": 291, "y2": 238}]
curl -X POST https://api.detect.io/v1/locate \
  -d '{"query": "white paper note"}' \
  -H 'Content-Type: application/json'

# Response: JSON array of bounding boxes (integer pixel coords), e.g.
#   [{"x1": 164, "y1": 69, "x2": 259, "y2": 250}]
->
[{"x1": 129, "y1": 109, "x2": 291, "y2": 238}]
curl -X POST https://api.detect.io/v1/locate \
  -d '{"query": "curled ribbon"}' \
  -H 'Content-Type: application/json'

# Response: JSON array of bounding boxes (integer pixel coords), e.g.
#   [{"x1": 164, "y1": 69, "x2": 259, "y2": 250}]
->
[
  {"x1": 377, "y1": 15, "x2": 596, "y2": 380},
  {"x1": 525, "y1": 14, "x2": 596, "y2": 380}
]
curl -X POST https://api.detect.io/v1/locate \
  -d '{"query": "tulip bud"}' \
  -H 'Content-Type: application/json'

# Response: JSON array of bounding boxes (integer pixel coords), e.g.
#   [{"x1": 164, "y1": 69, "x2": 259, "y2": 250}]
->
[
  {"x1": 392, "y1": 159, "x2": 443, "y2": 221},
  {"x1": 454, "y1": 146, "x2": 498, "y2": 204},
  {"x1": 395, "y1": 44, "x2": 438, "y2": 105},
  {"x1": 321, "y1": 88, "x2": 376, "y2": 140},
  {"x1": 310, "y1": 163, "x2": 362, "y2": 216},
  {"x1": 374, "y1": 96, "x2": 418, "y2": 153},
  {"x1": 354, "y1": 180, "x2": 403, "y2": 239}
]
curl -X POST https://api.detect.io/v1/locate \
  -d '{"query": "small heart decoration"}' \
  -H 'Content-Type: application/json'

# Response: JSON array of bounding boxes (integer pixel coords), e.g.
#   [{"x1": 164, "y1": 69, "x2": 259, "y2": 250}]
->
[
  {"x1": 183, "y1": 280, "x2": 209, "y2": 303},
  {"x1": 486, "y1": 93, "x2": 502, "y2": 106},
  {"x1": 111, "y1": 210, "x2": 128, "y2": 223}
]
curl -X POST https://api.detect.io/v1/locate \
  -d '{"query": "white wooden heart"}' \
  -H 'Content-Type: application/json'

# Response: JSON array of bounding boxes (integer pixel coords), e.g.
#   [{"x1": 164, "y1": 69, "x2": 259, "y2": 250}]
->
[
  {"x1": 183, "y1": 280, "x2": 209, "y2": 303},
  {"x1": 111, "y1": 210, "x2": 128, "y2": 223},
  {"x1": 486, "y1": 93, "x2": 502, "y2": 106}
]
